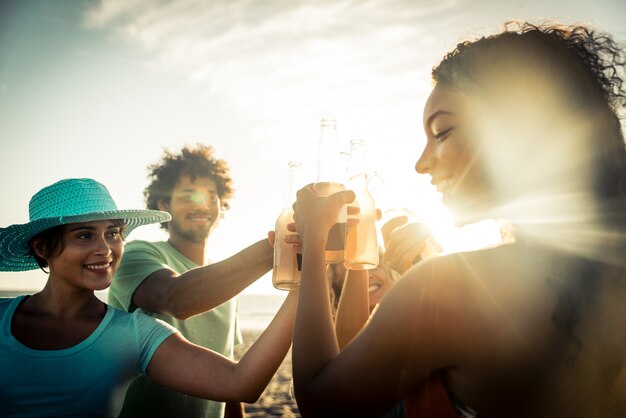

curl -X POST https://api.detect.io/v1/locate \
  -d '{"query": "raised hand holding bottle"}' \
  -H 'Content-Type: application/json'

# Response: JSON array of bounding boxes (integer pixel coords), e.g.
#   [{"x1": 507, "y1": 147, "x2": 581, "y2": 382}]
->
[
  {"x1": 313, "y1": 118, "x2": 348, "y2": 264},
  {"x1": 344, "y1": 139, "x2": 378, "y2": 269},
  {"x1": 272, "y1": 161, "x2": 303, "y2": 290}
]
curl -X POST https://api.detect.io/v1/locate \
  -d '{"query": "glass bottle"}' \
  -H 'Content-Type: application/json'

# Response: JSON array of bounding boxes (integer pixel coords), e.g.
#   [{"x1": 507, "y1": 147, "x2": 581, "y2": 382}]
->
[
  {"x1": 313, "y1": 118, "x2": 347, "y2": 264},
  {"x1": 272, "y1": 161, "x2": 303, "y2": 290},
  {"x1": 367, "y1": 171, "x2": 442, "y2": 265},
  {"x1": 344, "y1": 139, "x2": 379, "y2": 269}
]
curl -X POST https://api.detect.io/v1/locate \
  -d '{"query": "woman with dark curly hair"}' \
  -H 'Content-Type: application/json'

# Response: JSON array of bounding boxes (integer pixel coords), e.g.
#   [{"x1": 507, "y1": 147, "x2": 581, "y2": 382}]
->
[{"x1": 290, "y1": 22, "x2": 626, "y2": 417}]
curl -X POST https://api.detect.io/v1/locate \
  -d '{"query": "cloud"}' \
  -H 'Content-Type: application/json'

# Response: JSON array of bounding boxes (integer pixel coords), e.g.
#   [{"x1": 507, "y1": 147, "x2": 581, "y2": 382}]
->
[
  {"x1": 82, "y1": 0, "x2": 468, "y2": 184},
  {"x1": 82, "y1": 1, "x2": 463, "y2": 114}
]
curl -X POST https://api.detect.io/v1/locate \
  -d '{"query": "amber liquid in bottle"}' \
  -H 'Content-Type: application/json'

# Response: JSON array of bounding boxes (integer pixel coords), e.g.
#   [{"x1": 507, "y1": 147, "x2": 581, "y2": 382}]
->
[{"x1": 272, "y1": 161, "x2": 303, "y2": 290}]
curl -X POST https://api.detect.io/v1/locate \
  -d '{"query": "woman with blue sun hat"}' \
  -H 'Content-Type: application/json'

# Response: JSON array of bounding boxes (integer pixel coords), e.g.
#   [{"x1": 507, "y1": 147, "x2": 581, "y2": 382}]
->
[{"x1": 0, "y1": 178, "x2": 297, "y2": 417}]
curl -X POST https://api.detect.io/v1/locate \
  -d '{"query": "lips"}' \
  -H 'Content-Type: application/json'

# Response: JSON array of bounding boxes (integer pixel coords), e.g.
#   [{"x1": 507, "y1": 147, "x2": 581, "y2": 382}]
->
[
  {"x1": 368, "y1": 283, "x2": 381, "y2": 293},
  {"x1": 368, "y1": 275, "x2": 384, "y2": 294},
  {"x1": 432, "y1": 176, "x2": 457, "y2": 194},
  {"x1": 187, "y1": 213, "x2": 213, "y2": 222},
  {"x1": 84, "y1": 262, "x2": 112, "y2": 272}
]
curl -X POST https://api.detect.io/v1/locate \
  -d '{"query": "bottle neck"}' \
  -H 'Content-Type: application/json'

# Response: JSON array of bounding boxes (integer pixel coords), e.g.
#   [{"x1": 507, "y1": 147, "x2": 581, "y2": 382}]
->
[
  {"x1": 348, "y1": 141, "x2": 366, "y2": 180},
  {"x1": 317, "y1": 122, "x2": 345, "y2": 184},
  {"x1": 283, "y1": 162, "x2": 301, "y2": 208}
]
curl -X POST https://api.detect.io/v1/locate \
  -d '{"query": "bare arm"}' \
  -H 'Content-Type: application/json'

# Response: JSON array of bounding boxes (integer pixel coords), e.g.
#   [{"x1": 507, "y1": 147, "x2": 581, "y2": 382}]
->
[
  {"x1": 291, "y1": 184, "x2": 473, "y2": 416},
  {"x1": 147, "y1": 291, "x2": 297, "y2": 403},
  {"x1": 335, "y1": 269, "x2": 370, "y2": 349},
  {"x1": 133, "y1": 238, "x2": 273, "y2": 319}
]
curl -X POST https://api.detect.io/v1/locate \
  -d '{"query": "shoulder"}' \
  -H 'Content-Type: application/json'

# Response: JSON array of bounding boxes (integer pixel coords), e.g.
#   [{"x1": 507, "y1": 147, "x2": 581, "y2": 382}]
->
[
  {"x1": 398, "y1": 243, "x2": 521, "y2": 300},
  {"x1": 107, "y1": 305, "x2": 179, "y2": 335},
  {"x1": 0, "y1": 297, "x2": 15, "y2": 320},
  {"x1": 374, "y1": 246, "x2": 523, "y2": 360},
  {"x1": 0, "y1": 297, "x2": 14, "y2": 308},
  {"x1": 117, "y1": 240, "x2": 171, "y2": 270},
  {"x1": 124, "y1": 240, "x2": 164, "y2": 253},
  {"x1": 0, "y1": 296, "x2": 23, "y2": 315}
]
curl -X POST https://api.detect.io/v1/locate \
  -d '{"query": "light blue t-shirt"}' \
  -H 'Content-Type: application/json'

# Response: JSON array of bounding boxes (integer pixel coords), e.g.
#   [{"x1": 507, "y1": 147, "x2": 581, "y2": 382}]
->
[{"x1": 0, "y1": 296, "x2": 177, "y2": 418}]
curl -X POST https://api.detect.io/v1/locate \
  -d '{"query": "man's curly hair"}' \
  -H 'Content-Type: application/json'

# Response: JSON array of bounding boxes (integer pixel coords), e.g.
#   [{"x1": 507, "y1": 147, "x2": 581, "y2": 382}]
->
[{"x1": 144, "y1": 144, "x2": 234, "y2": 230}]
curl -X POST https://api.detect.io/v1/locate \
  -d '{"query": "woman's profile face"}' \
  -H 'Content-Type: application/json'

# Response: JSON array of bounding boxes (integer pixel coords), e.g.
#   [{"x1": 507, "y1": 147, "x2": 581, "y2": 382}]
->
[{"x1": 416, "y1": 85, "x2": 492, "y2": 222}]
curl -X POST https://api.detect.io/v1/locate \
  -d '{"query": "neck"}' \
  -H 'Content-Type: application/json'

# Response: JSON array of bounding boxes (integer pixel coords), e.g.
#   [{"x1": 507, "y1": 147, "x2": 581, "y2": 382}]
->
[
  {"x1": 167, "y1": 234, "x2": 208, "y2": 265},
  {"x1": 27, "y1": 282, "x2": 104, "y2": 319}
]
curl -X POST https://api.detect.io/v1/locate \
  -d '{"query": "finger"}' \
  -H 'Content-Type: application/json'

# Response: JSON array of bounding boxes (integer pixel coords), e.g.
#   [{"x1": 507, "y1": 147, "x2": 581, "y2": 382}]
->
[
  {"x1": 284, "y1": 234, "x2": 302, "y2": 245},
  {"x1": 384, "y1": 223, "x2": 430, "y2": 264},
  {"x1": 267, "y1": 231, "x2": 276, "y2": 248},
  {"x1": 347, "y1": 205, "x2": 360, "y2": 216},
  {"x1": 388, "y1": 240, "x2": 426, "y2": 275},
  {"x1": 381, "y1": 216, "x2": 408, "y2": 247},
  {"x1": 295, "y1": 183, "x2": 318, "y2": 201},
  {"x1": 329, "y1": 189, "x2": 356, "y2": 207}
]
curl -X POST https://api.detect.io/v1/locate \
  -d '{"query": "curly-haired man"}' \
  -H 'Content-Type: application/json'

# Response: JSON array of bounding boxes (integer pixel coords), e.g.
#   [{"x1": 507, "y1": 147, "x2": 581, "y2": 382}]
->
[{"x1": 110, "y1": 144, "x2": 273, "y2": 418}]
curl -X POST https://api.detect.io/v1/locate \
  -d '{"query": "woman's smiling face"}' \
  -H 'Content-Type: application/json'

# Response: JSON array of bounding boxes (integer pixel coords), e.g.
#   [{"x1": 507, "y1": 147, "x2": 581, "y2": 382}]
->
[
  {"x1": 416, "y1": 85, "x2": 493, "y2": 224},
  {"x1": 42, "y1": 220, "x2": 124, "y2": 292}
]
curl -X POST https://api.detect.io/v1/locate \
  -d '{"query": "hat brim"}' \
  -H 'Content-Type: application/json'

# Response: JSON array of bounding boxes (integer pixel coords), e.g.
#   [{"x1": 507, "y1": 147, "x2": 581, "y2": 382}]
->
[{"x1": 0, "y1": 209, "x2": 170, "y2": 272}]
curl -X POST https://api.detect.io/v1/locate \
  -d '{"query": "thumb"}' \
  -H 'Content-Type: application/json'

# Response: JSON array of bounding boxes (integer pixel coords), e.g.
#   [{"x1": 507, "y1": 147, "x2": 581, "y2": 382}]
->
[
  {"x1": 267, "y1": 230, "x2": 276, "y2": 248},
  {"x1": 329, "y1": 189, "x2": 355, "y2": 207},
  {"x1": 381, "y1": 215, "x2": 408, "y2": 245}
]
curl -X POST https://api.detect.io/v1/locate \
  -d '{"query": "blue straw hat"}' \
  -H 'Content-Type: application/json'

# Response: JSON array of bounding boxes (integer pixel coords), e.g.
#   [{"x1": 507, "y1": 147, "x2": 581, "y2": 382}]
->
[{"x1": 0, "y1": 178, "x2": 171, "y2": 272}]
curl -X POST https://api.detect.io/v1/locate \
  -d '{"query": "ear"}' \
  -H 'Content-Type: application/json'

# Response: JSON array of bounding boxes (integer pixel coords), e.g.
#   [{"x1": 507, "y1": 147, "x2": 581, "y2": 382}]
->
[
  {"x1": 30, "y1": 237, "x2": 48, "y2": 260},
  {"x1": 156, "y1": 199, "x2": 169, "y2": 212}
]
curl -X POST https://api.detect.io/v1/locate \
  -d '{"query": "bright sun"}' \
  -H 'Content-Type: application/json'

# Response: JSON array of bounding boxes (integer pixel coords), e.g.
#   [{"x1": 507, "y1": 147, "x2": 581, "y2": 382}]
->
[{"x1": 370, "y1": 168, "x2": 504, "y2": 255}]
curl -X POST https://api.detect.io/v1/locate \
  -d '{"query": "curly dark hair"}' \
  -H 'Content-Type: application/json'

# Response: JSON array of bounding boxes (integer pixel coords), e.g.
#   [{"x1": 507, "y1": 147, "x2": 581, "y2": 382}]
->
[
  {"x1": 144, "y1": 144, "x2": 234, "y2": 230},
  {"x1": 433, "y1": 21, "x2": 626, "y2": 114},
  {"x1": 433, "y1": 21, "x2": 626, "y2": 203},
  {"x1": 432, "y1": 22, "x2": 626, "y2": 366}
]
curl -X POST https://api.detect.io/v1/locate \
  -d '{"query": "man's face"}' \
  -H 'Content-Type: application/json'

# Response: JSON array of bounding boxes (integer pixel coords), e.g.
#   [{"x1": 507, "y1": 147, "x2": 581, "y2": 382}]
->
[{"x1": 159, "y1": 175, "x2": 222, "y2": 243}]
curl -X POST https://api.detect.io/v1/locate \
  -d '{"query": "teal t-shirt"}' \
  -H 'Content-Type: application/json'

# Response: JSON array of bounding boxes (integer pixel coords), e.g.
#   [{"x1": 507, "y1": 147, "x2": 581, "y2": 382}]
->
[
  {"x1": 109, "y1": 240, "x2": 242, "y2": 418},
  {"x1": 0, "y1": 296, "x2": 176, "y2": 418}
]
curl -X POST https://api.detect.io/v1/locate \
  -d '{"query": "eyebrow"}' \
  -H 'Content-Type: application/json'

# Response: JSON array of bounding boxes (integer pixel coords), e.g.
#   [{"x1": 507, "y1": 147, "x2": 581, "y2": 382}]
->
[
  {"x1": 179, "y1": 189, "x2": 218, "y2": 194},
  {"x1": 425, "y1": 110, "x2": 454, "y2": 128},
  {"x1": 67, "y1": 223, "x2": 119, "y2": 232}
]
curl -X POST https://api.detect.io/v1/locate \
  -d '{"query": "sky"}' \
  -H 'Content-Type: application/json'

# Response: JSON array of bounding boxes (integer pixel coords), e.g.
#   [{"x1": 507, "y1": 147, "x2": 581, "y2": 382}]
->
[{"x1": 1, "y1": 0, "x2": 624, "y2": 294}]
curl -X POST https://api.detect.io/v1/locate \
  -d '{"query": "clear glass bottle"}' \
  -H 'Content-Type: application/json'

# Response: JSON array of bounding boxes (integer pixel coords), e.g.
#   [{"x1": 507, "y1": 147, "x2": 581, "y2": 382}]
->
[
  {"x1": 344, "y1": 139, "x2": 379, "y2": 269},
  {"x1": 272, "y1": 161, "x2": 303, "y2": 290},
  {"x1": 367, "y1": 171, "x2": 442, "y2": 266},
  {"x1": 313, "y1": 118, "x2": 347, "y2": 264}
]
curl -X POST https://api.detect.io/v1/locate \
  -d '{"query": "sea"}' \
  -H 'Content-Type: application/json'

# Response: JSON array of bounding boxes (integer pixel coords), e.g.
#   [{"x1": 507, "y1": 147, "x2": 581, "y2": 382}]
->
[{"x1": 0, "y1": 289, "x2": 286, "y2": 331}]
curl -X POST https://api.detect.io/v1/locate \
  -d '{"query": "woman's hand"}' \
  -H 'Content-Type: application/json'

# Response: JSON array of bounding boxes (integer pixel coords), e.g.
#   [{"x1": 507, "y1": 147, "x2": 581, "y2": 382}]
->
[
  {"x1": 382, "y1": 216, "x2": 435, "y2": 275},
  {"x1": 292, "y1": 183, "x2": 355, "y2": 246}
]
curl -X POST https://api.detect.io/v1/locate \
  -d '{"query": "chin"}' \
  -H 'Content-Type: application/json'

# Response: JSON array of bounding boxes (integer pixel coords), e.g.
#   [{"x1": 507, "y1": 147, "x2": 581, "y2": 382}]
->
[
  {"x1": 446, "y1": 203, "x2": 493, "y2": 228},
  {"x1": 444, "y1": 192, "x2": 495, "y2": 227}
]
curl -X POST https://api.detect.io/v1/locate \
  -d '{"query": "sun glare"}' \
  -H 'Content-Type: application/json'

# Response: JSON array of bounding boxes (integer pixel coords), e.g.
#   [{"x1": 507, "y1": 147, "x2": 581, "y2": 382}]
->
[{"x1": 369, "y1": 167, "x2": 504, "y2": 255}]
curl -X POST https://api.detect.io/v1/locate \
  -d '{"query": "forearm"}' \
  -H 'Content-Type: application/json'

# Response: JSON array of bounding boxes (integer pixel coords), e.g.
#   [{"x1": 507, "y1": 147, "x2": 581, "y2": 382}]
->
[
  {"x1": 335, "y1": 269, "x2": 370, "y2": 349},
  {"x1": 168, "y1": 239, "x2": 273, "y2": 318},
  {"x1": 233, "y1": 291, "x2": 297, "y2": 402},
  {"x1": 292, "y1": 244, "x2": 340, "y2": 413}
]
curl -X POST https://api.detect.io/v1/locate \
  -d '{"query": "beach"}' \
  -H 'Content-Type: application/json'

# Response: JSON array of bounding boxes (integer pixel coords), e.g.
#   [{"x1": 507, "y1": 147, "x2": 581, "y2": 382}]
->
[{"x1": 234, "y1": 329, "x2": 300, "y2": 417}]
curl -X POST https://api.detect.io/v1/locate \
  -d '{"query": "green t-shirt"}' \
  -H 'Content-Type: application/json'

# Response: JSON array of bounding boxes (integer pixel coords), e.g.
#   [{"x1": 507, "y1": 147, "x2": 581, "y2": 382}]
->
[{"x1": 109, "y1": 240, "x2": 243, "y2": 418}]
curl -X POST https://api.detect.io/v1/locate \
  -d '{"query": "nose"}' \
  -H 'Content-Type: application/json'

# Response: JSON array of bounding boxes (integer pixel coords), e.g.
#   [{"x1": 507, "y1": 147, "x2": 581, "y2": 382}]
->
[
  {"x1": 191, "y1": 192, "x2": 210, "y2": 208},
  {"x1": 93, "y1": 235, "x2": 112, "y2": 256},
  {"x1": 415, "y1": 145, "x2": 433, "y2": 174}
]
